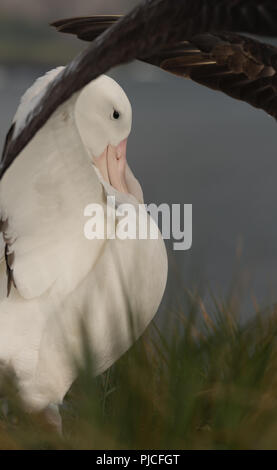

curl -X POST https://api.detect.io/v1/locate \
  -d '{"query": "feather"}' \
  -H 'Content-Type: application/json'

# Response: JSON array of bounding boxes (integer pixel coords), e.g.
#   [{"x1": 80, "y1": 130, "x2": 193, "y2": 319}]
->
[{"x1": 53, "y1": 13, "x2": 277, "y2": 119}]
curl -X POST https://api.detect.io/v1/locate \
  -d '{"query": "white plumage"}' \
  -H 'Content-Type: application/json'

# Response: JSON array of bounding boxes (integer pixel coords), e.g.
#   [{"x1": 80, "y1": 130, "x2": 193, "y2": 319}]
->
[{"x1": 0, "y1": 69, "x2": 168, "y2": 425}]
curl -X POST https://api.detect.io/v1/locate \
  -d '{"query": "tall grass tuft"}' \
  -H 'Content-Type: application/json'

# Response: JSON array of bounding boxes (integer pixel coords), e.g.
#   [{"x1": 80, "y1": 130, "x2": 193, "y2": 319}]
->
[{"x1": 1, "y1": 287, "x2": 277, "y2": 450}]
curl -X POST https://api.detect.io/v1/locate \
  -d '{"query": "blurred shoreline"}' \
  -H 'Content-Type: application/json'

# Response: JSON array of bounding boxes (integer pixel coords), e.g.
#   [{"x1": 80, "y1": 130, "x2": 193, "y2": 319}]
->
[{"x1": 0, "y1": 17, "x2": 85, "y2": 66}]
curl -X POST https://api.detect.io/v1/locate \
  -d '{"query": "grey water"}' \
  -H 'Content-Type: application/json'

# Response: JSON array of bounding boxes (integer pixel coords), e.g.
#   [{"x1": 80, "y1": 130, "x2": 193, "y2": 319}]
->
[{"x1": 1, "y1": 62, "x2": 277, "y2": 317}]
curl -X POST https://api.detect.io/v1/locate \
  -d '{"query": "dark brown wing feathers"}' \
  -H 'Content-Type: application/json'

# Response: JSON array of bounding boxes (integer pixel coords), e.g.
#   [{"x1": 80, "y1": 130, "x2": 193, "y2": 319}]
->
[
  {"x1": 1, "y1": 123, "x2": 15, "y2": 166},
  {"x1": 51, "y1": 1, "x2": 277, "y2": 40},
  {"x1": 52, "y1": 11, "x2": 277, "y2": 120},
  {"x1": 157, "y1": 33, "x2": 277, "y2": 119}
]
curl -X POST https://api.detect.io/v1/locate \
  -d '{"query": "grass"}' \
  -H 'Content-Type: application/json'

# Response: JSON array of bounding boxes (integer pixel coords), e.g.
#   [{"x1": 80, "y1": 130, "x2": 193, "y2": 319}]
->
[{"x1": 1, "y1": 282, "x2": 277, "y2": 450}]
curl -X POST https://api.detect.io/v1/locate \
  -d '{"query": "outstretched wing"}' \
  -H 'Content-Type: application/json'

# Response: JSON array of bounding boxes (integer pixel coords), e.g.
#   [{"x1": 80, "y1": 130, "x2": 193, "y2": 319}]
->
[
  {"x1": 53, "y1": 14, "x2": 277, "y2": 120},
  {"x1": 52, "y1": 1, "x2": 277, "y2": 40},
  {"x1": 3, "y1": 0, "x2": 277, "y2": 180}
]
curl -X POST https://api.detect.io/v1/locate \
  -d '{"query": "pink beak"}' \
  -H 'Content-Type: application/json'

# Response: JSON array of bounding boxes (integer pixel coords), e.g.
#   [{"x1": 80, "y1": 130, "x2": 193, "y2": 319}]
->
[{"x1": 94, "y1": 138, "x2": 129, "y2": 193}]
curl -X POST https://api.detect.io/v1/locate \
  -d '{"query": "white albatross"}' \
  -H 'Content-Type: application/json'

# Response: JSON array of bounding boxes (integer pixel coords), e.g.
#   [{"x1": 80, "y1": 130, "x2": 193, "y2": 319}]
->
[
  {"x1": 2, "y1": 0, "x2": 277, "y2": 430},
  {"x1": 0, "y1": 69, "x2": 167, "y2": 429}
]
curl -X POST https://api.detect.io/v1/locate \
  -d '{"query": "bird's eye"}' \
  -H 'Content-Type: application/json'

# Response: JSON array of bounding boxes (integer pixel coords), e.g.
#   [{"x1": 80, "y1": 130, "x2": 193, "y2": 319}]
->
[{"x1": 113, "y1": 110, "x2": 120, "y2": 120}]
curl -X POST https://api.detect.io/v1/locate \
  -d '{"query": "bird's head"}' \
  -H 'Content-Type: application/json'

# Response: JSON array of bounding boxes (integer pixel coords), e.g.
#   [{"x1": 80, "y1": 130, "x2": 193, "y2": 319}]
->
[{"x1": 75, "y1": 75, "x2": 135, "y2": 196}]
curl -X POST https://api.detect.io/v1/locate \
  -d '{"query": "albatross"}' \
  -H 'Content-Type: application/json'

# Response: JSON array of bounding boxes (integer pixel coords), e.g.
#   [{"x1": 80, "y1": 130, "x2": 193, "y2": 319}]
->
[
  {"x1": 0, "y1": 72, "x2": 167, "y2": 430},
  {"x1": 1, "y1": 0, "x2": 277, "y2": 429}
]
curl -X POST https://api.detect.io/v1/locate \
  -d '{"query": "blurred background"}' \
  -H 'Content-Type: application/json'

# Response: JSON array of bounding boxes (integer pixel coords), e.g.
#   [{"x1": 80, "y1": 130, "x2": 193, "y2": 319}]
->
[{"x1": 1, "y1": 0, "x2": 277, "y2": 317}]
